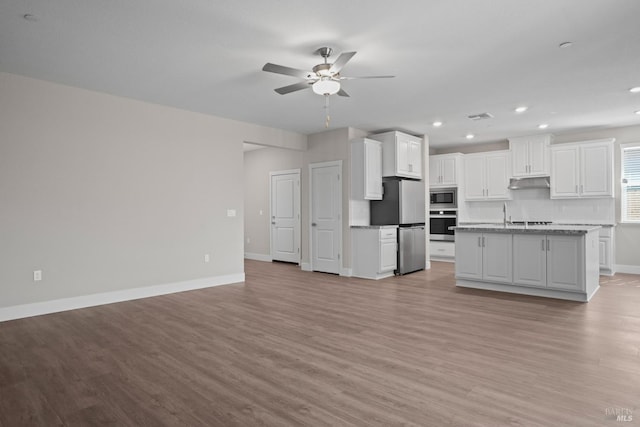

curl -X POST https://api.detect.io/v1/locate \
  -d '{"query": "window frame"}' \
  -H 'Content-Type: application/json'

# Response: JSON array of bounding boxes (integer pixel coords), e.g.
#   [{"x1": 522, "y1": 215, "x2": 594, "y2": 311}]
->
[{"x1": 620, "y1": 142, "x2": 640, "y2": 224}]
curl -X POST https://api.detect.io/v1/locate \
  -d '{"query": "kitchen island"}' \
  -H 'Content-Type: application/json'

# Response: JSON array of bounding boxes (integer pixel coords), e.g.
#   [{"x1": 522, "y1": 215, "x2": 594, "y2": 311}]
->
[{"x1": 451, "y1": 224, "x2": 601, "y2": 302}]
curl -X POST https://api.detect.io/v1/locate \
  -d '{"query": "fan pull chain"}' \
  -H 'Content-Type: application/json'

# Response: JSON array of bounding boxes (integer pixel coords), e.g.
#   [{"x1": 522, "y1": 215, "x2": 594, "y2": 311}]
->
[{"x1": 324, "y1": 94, "x2": 331, "y2": 128}]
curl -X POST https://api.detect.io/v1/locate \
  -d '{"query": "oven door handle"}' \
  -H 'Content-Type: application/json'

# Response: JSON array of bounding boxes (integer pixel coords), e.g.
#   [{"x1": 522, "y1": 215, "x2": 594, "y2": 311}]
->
[{"x1": 429, "y1": 215, "x2": 457, "y2": 219}]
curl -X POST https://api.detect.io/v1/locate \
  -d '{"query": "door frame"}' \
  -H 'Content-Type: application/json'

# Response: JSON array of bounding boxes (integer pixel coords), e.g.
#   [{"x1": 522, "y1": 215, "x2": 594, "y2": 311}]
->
[
  {"x1": 308, "y1": 160, "x2": 343, "y2": 274},
  {"x1": 269, "y1": 169, "x2": 301, "y2": 264}
]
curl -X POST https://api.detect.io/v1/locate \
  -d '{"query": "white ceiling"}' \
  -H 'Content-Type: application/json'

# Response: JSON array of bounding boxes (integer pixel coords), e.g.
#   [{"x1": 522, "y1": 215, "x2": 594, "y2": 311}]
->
[{"x1": 2, "y1": 0, "x2": 640, "y2": 148}]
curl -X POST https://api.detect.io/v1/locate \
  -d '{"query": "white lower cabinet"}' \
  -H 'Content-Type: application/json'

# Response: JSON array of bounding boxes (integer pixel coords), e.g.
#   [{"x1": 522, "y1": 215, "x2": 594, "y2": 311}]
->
[
  {"x1": 455, "y1": 232, "x2": 512, "y2": 284},
  {"x1": 352, "y1": 227, "x2": 397, "y2": 279},
  {"x1": 598, "y1": 226, "x2": 615, "y2": 276},
  {"x1": 380, "y1": 235, "x2": 398, "y2": 273},
  {"x1": 547, "y1": 235, "x2": 583, "y2": 291},
  {"x1": 513, "y1": 234, "x2": 547, "y2": 288},
  {"x1": 430, "y1": 241, "x2": 455, "y2": 261},
  {"x1": 483, "y1": 233, "x2": 513, "y2": 284},
  {"x1": 513, "y1": 234, "x2": 582, "y2": 292},
  {"x1": 456, "y1": 229, "x2": 600, "y2": 302},
  {"x1": 455, "y1": 232, "x2": 483, "y2": 279}
]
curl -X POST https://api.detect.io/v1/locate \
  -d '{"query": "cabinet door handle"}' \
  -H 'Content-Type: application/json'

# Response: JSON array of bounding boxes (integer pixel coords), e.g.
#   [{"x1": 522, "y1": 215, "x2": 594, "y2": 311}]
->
[
  {"x1": 478, "y1": 236, "x2": 481, "y2": 247},
  {"x1": 482, "y1": 236, "x2": 485, "y2": 247},
  {"x1": 542, "y1": 239, "x2": 545, "y2": 251}
]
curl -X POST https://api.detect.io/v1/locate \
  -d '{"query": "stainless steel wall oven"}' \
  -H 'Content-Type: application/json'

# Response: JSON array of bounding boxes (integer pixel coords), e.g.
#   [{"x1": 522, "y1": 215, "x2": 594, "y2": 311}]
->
[{"x1": 429, "y1": 210, "x2": 457, "y2": 241}]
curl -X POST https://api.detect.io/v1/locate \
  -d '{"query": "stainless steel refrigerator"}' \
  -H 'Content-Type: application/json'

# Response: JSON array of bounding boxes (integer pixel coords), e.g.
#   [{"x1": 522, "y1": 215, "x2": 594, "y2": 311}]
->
[{"x1": 370, "y1": 178, "x2": 426, "y2": 275}]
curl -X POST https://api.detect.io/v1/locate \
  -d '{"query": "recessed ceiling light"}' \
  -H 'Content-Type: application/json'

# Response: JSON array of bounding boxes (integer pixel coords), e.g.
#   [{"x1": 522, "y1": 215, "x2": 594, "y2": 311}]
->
[
  {"x1": 635, "y1": 110, "x2": 640, "y2": 115},
  {"x1": 559, "y1": 41, "x2": 573, "y2": 49},
  {"x1": 432, "y1": 121, "x2": 443, "y2": 127},
  {"x1": 515, "y1": 106, "x2": 528, "y2": 113},
  {"x1": 466, "y1": 134, "x2": 475, "y2": 140},
  {"x1": 630, "y1": 87, "x2": 640, "y2": 93},
  {"x1": 538, "y1": 124, "x2": 549, "y2": 129}
]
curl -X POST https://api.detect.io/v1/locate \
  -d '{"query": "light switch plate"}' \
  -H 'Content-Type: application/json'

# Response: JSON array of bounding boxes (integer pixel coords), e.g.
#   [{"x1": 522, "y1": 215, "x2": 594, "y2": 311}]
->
[{"x1": 227, "y1": 209, "x2": 236, "y2": 217}]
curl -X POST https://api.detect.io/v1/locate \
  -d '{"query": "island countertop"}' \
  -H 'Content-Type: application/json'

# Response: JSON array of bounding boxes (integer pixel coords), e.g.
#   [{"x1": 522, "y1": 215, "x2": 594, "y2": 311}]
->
[{"x1": 451, "y1": 223, "x2": 601, "y2": 235}]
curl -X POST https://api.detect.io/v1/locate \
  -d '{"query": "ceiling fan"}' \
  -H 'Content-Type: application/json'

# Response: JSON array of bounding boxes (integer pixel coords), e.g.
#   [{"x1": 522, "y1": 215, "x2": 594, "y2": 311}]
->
[{"x1": 262, "y1": 47, "x2": 395, "y2": 98}]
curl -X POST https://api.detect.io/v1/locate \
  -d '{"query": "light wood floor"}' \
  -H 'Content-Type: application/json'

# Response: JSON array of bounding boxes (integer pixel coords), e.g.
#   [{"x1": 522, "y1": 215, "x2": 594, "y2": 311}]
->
[{"x1": 1, "y1": 261, "x2": 639, "y2": 426}]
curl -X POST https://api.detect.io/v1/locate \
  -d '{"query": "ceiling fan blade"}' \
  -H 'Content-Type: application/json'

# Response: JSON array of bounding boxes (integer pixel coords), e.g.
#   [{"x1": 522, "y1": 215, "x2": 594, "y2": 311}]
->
[
  {"x1": 340, "y1": 75, "x2": 395, "y2": 80},
  {"x1": 262, "y1": 63, "x2": 311, "y2": 79},
  {"x1": 329, "y1": 51, "x2": 356, "y2": 74},
  {"x1": 274, "y1": 82, "x2": 311, "y2": 95},
  {"x1": 337, "y1": 89, "x2": 350, "y2": 97}
]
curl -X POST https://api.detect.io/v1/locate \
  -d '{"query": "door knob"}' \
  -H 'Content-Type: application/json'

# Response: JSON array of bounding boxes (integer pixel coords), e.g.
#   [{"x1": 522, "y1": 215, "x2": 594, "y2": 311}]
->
[
  {"x1": 271, "y1": 221, "x2": 276, "y2": 225},
  {"x1": 311, "y1": 222, "x2": 317, "y2": 227}
]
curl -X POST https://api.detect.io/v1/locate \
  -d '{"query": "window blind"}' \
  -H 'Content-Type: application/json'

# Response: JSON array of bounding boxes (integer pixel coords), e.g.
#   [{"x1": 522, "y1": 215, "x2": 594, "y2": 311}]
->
[{"x1": 622, "y1": 146, "x2": 640, "y2": 222}]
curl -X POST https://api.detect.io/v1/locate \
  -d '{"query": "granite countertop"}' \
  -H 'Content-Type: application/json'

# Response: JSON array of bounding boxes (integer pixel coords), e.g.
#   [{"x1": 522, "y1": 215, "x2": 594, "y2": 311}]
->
[
  {"x1": 451, "y1": 223, "x2": 601, "y2": 235},
  {"x1": 351, "y1": 225, "x2": 399, "y2": 229}
]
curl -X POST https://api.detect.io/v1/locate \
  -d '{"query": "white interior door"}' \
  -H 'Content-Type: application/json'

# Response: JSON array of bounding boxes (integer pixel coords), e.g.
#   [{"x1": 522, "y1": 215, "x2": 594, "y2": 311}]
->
[
  {"x1": 270, "y1": 170, "x2": 300, "y2": 263},
  {"x1": 310, "y1": 162, "x2": 342, "y2": 274}
]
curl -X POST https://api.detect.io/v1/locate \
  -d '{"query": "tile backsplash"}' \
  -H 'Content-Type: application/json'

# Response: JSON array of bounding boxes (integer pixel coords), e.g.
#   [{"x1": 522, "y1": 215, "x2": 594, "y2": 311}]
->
[{"x1": 459, "y1": 188, "x2": 615, "y2": 225}]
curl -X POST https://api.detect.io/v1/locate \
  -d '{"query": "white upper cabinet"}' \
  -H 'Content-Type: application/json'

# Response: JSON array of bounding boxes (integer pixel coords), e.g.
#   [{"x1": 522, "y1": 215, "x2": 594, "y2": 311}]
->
[
  {"x1": 509, "y1": 134, "x2": 551, "y2": 177},
  {"x1": 370, "y1": 131, "x2": 422, "y2": 179},
  {"x1": 550, "y1": 139, "x2": 614, "y2": 199},
  {"x1": 351, "y1": 138, "x2": 383, "y2": 200},
  {"x1": 464, "y1": 151, "x2": 511, "y2": 201},
  {"x1": 429, "y1": 153, "x2": 462, "y2": 187}
]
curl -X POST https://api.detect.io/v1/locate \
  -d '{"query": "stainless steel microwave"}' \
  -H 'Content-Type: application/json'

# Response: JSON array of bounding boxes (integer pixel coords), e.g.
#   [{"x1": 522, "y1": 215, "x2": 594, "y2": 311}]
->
[{"x1": 429, "y1": 188, "x2": 457, "y2": 209}]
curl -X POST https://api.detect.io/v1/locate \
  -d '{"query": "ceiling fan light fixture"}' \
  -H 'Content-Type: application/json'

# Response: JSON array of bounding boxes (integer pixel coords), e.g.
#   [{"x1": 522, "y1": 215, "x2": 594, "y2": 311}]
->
[{"x1": 312, "y1": 78, "x2": 340, "y2": 96}]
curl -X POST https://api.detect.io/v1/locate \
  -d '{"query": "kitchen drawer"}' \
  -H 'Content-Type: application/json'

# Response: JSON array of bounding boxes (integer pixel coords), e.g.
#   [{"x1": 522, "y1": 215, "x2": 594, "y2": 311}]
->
[
  {"x1": 380, "y1": 228, "x2": 398, "y2": 240},
  {"x1": 430, "y1": 241, "x2": 455, "y2": 259}
]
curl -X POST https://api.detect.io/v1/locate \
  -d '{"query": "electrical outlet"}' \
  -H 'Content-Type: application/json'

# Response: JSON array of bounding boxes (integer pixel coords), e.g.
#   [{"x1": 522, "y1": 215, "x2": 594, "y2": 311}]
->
[
  {"x1": 227, "y1": 209, "x2": 236, "y2": 217},
  {"x1": 204, "y1": 254, "x2": 210, "y2": 263},
  {"x1": 33, "y1": 270, "x2": 42, "y2": 281}
]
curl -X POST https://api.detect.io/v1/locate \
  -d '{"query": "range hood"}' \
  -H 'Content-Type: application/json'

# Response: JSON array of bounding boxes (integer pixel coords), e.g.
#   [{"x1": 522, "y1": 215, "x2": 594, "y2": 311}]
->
[{"x1": 508, "y1": 176, "x2": 550, "y2": 190}]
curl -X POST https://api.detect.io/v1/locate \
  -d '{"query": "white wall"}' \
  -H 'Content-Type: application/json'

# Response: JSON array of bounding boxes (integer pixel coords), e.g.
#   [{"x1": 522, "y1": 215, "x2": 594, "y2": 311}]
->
[{"x1": 0, "y1": 72, "x2": 305, "y2": 312}]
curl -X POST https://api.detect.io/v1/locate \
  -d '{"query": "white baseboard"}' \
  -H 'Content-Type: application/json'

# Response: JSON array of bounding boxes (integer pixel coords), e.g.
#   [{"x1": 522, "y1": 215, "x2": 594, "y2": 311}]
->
[
  {"x1": 301, "y1": 262, "x2": 312, "y2": 272},
  {"x1": 0, "y1": 273, "x2": 245, "y2": 323},
  {"x1": 615, "y1": 264, "x2": 640, "y2": 275},
  {"x1": 244, "y1": 252, "x2": 272, "y2": 262},
  {"x1": 340, "y1": 268, "x2": 352, "y2": 277}
]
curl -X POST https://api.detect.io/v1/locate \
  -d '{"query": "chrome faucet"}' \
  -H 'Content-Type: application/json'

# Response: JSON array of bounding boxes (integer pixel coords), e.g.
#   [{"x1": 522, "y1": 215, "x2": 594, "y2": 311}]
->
[{"x1": 503, "y1": 202, "x2": 510, "y2": 226}]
